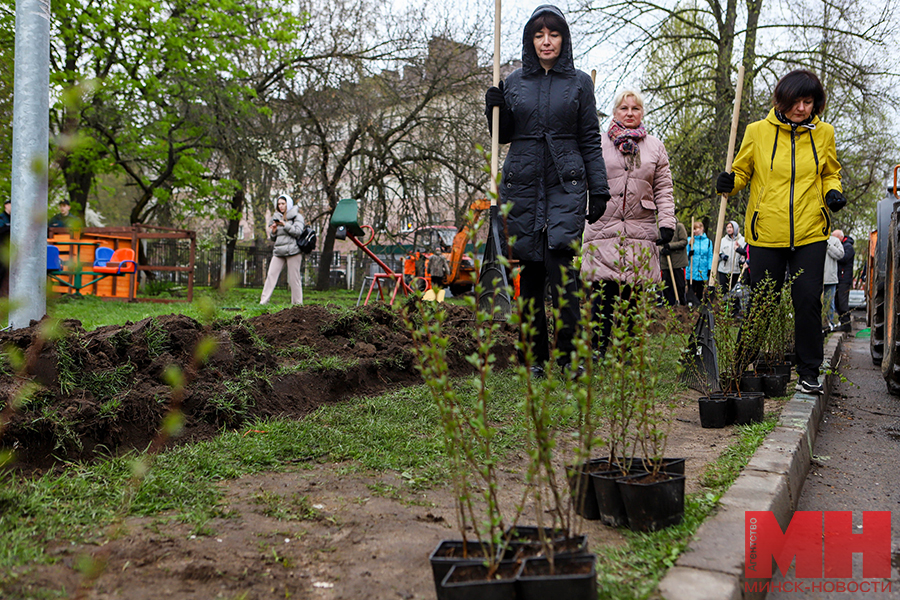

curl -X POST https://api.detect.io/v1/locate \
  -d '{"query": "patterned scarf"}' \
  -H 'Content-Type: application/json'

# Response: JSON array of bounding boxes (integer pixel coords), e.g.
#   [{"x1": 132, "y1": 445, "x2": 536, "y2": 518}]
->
[
  {"x1": 608, "y1": 120, "x2": 647, "y2": 170},
  {"x1": 774, "y1": 109, "x2": 816, "y2": 130},
  {"x1": 608, "y1": 120, "x2": 647, "y2": 154}
]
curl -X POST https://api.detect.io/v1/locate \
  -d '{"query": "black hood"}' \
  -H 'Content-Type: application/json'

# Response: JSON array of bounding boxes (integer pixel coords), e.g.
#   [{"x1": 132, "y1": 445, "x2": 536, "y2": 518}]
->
[{"x1": 522, "y1": 5, "x2": 575, "y2": 76}]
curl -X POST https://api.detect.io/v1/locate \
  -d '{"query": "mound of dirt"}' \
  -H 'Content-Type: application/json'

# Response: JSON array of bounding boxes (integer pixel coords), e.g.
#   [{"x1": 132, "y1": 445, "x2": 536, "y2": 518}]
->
[{"x1": 0, "y1": 303, "x2": 517, "y2": 472}]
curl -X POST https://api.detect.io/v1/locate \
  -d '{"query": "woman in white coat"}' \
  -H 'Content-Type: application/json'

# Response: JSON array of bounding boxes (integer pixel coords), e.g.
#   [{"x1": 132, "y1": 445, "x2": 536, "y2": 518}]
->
[
  {"x1": 822, "y1": 230, "x2": 845, "y2": 332},
  {"x1": 717, "y1": 221, "x2": 746, "y2": 291},
  {"x1": 260, "y1": 194, "x2": 305, "y2": 305}
]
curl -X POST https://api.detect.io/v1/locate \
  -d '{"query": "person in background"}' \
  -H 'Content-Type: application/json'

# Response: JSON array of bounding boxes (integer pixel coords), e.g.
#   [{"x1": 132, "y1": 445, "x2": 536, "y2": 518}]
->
[
  {"x1": 823, "y1": 230, "x2": 845, "y2": 333},
  {"x1": 0, "y1": 199, "x2": 9, "y2": 297},
  {"x1": 717, "y1": 220, "x2": 746, "y2": 291},
  {"x1": 834, "y1": 229, "x2": 855, "y2": 332},
  {"x1": 484, "y1": 5, "x2": 609, "y2": 377},
  {"x1": 259, "y1": 194, "x2": 305, "y2": 305},
  {"x1": 660, "y1": 220, "x2": 689, "y2": 306},
  {"x1": 49, "y1": 199, "x2": 78, "y2": 229},
  {"x1": 716, "y1": 69, "x2": 844, "y2": 394},
  {"x1": 687, "y1": 220, "x2": 713, "y2": 302},
  {"x1": 581, "y1": 88, "x2": 675, "y2": 356}
]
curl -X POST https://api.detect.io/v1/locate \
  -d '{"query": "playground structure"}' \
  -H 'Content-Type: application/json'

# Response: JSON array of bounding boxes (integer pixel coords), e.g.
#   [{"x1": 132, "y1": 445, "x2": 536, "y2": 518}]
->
[
  {"x1": 331, "y1": 198, "x2": 413, "y2": 306},
  {"x1": 47, "y1": 224, "x2": 196, "y2": 302},
  {"x1": 867, "y1": 164, "x2": 900, "y2": 394},
  {"x1": 331, "y1": 198, "x2": 499, "y2": 306}
]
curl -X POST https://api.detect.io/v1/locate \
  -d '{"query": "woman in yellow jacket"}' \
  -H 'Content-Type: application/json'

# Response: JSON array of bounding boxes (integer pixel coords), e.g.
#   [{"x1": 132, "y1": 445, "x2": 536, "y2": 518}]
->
[{"x1": 716, "y1": 69, "x2": 846, "y2": 395}]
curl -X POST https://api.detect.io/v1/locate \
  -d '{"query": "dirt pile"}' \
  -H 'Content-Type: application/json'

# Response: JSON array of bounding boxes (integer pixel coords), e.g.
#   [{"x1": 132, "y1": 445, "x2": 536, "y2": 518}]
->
[{"x1": 0, "y1": 303, "x2": 516, "y2": 472}]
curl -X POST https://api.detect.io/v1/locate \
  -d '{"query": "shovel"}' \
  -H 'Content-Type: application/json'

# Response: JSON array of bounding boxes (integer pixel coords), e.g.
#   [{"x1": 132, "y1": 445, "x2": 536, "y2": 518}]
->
[
  {"x1": 477, "y1": 0, "x2": 512, "y2": 317},
  {"x1": 680, "y1": 304, "x2": 721, "y2": 393},
  {"x1": 707, "y1": 65, "x2": 745, "y2": 295},
  {"x1": 685, "y1": 65, "x2": 745, "y2": 389}
]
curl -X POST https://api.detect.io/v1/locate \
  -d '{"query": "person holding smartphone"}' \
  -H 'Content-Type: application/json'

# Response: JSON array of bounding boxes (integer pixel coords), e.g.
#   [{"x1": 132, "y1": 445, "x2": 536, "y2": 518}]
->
[{"x1": 260, "y1": 193, "x2": 305, "y2": 305}]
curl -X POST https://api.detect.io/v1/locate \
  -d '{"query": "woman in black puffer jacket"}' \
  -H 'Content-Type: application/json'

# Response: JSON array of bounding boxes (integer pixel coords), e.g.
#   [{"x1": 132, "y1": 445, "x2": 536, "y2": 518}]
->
[{"x1": 485, "y1": 4, "x2": 609, "y2": 375}]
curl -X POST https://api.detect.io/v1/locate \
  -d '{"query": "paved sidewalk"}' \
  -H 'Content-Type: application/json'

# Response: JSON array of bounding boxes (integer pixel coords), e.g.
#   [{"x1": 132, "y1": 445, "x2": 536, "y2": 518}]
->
[
  {"x1": 657, "y1": 333, "x2": 843, "y2": 600},
  {"x1": 766, "y1": 329, "x2": 900, "y2": 599}
]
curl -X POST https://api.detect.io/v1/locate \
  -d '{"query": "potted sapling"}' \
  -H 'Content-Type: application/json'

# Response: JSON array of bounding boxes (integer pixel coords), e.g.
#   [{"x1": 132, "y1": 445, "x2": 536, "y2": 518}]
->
[{"x1": 610, "y1": 278, "x2": 686, "y2": 532}]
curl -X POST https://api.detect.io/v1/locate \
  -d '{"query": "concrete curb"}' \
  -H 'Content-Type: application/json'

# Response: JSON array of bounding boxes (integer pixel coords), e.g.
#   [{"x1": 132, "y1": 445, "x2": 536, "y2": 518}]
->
[{"x1": 657, "y1": 333, "x2": 844, "y2": 600}]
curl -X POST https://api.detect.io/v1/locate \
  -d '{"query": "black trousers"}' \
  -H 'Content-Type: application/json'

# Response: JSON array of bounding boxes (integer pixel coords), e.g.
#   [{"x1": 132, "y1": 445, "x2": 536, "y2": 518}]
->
[
  {"x1": 591, "y1": 279, "x2": 634, "y2": 356},
  {"x1": 748, "y1": 241, "x2": 826, "y2": 379},
  {"x1": 518, "y1": 245, "x2": 580, "y2": 367},
  {"x1": 835, "y1": 280, "x2": 852, "y2": 326},
  {"x1": 661, "y1": 267, "x2": 686, "y2": 306},
  {"x1": 689, "y1": 280, "x2": 707, "y2": 302},
  {"x1": 717, "y1": 271, "x2": 741, "y2": 291}
]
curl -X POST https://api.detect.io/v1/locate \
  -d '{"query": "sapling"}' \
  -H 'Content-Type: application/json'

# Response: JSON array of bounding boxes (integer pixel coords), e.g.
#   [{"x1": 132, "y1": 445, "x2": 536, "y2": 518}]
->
[
  {"x1": 512, "y1": 245, "x2": 601, "y2": 563},
  {"x1": 593, "y1": 234, "x2": 650, "y2": 474},
  {"x1": 711, "y1": 288, "x2": 743, "y2": 392},
  {"x1": 404, "y1": 204, "x2": 516, "y2": 574},
  {"x1": 626, "y1": 279, "x2": 678, "y2": 477}
]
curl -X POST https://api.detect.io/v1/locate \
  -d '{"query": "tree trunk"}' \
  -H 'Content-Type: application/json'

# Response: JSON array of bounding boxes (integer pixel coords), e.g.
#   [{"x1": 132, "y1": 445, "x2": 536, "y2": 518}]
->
[
  {"x1": 712, "y1": 0, "x2": 739, "y2": 166},
  {"x1": 225, "y1": 185, "x2": 245, "y2": 276},
  {"x1": 60, "y1": 155, "x2": 93, "y2": 220},
  {"x1": 316, "y1": 215, "x2": 336, "y2": 290},
  {"x1": 742, "y1": 0, "x2": 763, "y2": 129}
]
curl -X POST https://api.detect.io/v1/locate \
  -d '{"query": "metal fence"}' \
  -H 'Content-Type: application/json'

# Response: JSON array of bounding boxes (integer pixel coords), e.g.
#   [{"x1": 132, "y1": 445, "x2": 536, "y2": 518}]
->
[{"x1": 144, "y1": 239, "x2": 407, "y2": 294}]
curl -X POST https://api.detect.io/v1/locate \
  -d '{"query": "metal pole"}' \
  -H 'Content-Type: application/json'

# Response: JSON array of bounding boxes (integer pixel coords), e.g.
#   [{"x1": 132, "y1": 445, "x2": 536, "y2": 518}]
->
[{"x1": 9, "y1": 0, "x2": 50, "y2": 329}]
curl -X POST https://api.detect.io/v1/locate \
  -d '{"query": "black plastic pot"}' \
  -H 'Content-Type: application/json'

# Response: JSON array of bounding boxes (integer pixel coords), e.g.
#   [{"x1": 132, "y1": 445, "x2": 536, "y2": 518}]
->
[
  {"x1": 772, "y1": 362, "x2": 792, "y2": 376},
  {"x1": 698, "y1": 396, "x2": 729, "y2": 428},
  {"x1": 430, "y1": 540, "x2": 500, "y2": 600},
  {"x1": 616, "y1": 471, "x2": 686, "y2": 532},
  {"x1": 732, "y1": 392, "x2": 765, "y2": 425},
  {"x1": 785, "y1": 352, "x2": 797, "y2": 366},
  {"x1": 504, "y1": 525, "x2": 568, "y2": 543},
  {"x1": 441, "y1": 562, "x2": 519, "y2": 600},
  {"x1": 566, "y1": 459, "x2": 606, "y2": 520},
  {"x1": 628, "y1": 456, "x2": 687, "y2": 476},
  {"x1": 508, "y1": 534, "x2": 588, "y2": 560},
  {"x1": 516, "y1": 554, "x2": 598, "y2": 600},
  {"x1": 739, "y1": 373, "x2": 764, "y2": 393},
  {"x1": 762, "y1": 373, "x2": 789, "y2": 398},
  {"x1": 589, "y1": 466, "x2": 641, "y2": 528}
]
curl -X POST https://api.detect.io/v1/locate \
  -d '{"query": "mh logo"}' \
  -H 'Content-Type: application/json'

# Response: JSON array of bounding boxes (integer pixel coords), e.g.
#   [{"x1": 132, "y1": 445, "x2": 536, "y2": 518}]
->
[{"x1": 745, "y1": 511, "x2": 891, "y2": 579}]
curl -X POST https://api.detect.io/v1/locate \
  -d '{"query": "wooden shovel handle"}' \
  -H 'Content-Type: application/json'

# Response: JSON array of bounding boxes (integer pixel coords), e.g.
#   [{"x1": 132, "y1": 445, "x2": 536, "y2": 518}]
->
[
  {"x1": 708, "y1": 65, "x2": 745, "y2": 289},
  {"x1": 489, "y1": 0, "x2": 501, "y2": 206}
]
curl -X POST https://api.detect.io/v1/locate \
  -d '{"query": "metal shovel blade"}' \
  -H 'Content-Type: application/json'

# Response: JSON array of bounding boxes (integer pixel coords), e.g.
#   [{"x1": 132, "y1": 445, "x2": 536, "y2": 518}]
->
[
  {"x1": 477, "y1": 207, "x2": 511, "y2": 318},
  {"x1": 680, "y1": 305, "x2": 720, "y2": 392}
]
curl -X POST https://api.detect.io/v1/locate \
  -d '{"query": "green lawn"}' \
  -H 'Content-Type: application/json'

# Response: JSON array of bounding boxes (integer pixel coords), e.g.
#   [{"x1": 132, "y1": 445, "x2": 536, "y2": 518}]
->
[
  {"x1": 46, "y1": 286, "x2": 363, "y2": 330},
  {"x1": 46, "y1": 285, "x2": 470, "y2": 331}
]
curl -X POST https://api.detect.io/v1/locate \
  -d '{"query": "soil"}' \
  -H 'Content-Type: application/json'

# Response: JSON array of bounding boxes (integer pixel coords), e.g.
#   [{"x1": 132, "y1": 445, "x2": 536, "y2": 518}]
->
[{"x1": 0, "y1": 303, "x2": 769, "y2": 600}]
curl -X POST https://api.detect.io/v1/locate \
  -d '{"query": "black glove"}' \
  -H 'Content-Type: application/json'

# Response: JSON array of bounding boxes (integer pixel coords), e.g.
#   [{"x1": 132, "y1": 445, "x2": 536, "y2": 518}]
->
[
  {"x1": 688, "y1": 248, "x2": 694, "y2": 256},
  {"x1": 485, "y1": 81, "x2": 505, "y2": 111},
  {"x1": 716, "y1": 171, "x2": 735, "y2": 194},
  {"x1": 587, "y1": 193, "x2": 609, "y2": 224},
  {"x1": 656, "y1": 227, "x2": 674, "y2": 246},
  {"x1": 660, "y1": 244, "x2": 671, "y2": 256},
  {"x1": 719, "y1": 252, "x2": 728, "y2": 264},
  {"x1": 826, "y1": 189, "x2": 846, "y2": 213}
]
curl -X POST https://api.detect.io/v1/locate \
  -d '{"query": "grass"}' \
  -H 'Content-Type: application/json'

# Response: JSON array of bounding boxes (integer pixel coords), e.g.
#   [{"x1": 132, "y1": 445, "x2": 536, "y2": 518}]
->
[
  {"x1": 1, "y1": 295, "x2": 779, "y2": 598},
  {"x1": 47, "y1": 287, "x2": 364, "y2": 331}
]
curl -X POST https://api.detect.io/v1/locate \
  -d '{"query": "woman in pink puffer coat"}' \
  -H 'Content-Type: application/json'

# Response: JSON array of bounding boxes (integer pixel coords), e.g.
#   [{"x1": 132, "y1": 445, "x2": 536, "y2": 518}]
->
[{"x1": 581, "y1": 89, "x2": 676, "y2": 355}]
